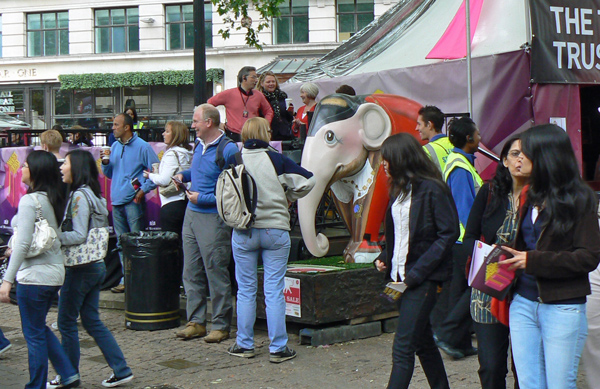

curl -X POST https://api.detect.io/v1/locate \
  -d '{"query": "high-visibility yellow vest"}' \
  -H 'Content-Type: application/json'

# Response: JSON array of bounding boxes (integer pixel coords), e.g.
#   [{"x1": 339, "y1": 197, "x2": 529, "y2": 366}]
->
[
  {"x1": 443, "y1": 151, "x2": 483, "y2": 242},
  {"x1": 133, "y1": 122, "x2": 144, "y2": 130},
  {"x1": 423, "y1": 136, "x2": 453, "y2": 173}
]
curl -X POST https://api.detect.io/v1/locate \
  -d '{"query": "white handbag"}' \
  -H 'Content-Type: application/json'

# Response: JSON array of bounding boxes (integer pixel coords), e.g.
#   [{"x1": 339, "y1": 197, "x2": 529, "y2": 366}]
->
[
  {"x1": 8, "y1": 194, "x2": 57, "y2": 258},
  {"x1": 61, "y1": 190, "x2": 109, "y2": 267}
]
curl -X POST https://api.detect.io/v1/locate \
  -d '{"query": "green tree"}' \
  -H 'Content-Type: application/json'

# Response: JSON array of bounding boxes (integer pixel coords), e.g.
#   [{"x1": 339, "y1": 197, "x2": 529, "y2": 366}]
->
[{"x1": 212, "y1": 0, "x2": 286, "y2": 49}]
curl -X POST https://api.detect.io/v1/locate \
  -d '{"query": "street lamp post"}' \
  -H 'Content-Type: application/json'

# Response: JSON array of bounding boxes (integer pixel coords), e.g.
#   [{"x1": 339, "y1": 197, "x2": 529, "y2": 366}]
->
[{"x1": 194, "y1": 0, "x2": 207, "y2": 106}]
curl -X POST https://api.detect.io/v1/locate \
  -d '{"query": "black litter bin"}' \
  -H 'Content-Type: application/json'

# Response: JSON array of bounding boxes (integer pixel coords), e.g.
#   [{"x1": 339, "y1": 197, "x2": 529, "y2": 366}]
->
[{"x1": 121, "y1": 231, "x2": 182, "y2": 330}]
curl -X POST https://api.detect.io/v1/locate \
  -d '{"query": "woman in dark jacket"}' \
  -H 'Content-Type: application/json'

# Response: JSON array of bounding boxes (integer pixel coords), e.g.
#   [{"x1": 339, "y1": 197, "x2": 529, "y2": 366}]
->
[
  {"x1": 463, "y1": 136, "x2": 527, "y2": 389},
  {"x1": 500, "y1": 124, "x2": 600, "y2": 388},
  {"x1": 257, "y1": 71, "x2": 294, "y2": 140},
  {"x1": 374, "y1": 133, "x2": 459, "y2": 389}
]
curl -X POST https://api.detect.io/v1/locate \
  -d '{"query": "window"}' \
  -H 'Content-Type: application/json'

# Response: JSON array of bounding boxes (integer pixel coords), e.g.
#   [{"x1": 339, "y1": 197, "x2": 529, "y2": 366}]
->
[
  {"x1": 27, "y1": 12, "x2": 69, "y2": 57},
  {"x1": 0, "y1": 16, "x2": 3, "y2": 57},
  {"x1": 273, "y1": 0, "x2": 308, "y2": 44},
  {"x1": 165, "y1": 3, "x2": 212, "y2": 50},
  {"x1": 95, "y1": 8, "x2": 139, "y2": 53},
  {"x1": 337, "y1": 0, "x2": 374, "y2": 41}
]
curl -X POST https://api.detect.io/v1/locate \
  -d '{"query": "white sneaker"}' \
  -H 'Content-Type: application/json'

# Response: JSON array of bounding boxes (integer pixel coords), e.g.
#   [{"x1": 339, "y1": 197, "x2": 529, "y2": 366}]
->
[{"x1": 0, "y1": 342, "x2": 11, "y2": 356}]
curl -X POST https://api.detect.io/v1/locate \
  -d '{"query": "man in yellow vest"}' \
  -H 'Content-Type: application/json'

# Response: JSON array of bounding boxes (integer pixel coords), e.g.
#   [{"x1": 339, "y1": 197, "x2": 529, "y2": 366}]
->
[
  {"x1": 416, "y1": 106, "x2": 453, "y2": 172},
  {"x1": 435, "y1": 116, "x2": 482, "y2": 360}
]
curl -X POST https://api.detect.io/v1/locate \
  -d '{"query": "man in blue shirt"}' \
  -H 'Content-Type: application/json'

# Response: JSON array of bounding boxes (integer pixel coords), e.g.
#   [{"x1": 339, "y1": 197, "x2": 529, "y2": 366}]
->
[
  {"x1": 175, "y1": 104, "x2": 238, "y2": 343},
  {"x1": 101, "y1": 113, "x2": 159, "y2": 293}
]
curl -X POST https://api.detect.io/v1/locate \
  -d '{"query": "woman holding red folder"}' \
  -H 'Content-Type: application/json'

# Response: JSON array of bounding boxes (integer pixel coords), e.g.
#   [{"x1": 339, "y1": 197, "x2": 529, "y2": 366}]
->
[
  {"x1": 463, "y1": 136, "x2": 527, "y2": 389},
  {"x1": 500, "y1": 124, "x2": 600, "y2": 389}
]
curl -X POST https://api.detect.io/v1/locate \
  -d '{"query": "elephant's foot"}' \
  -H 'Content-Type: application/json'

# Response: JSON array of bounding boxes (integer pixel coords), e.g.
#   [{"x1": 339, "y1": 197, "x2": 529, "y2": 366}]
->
[{"x1": 343, "y1": 239, "x2": 382, "y2": 264}]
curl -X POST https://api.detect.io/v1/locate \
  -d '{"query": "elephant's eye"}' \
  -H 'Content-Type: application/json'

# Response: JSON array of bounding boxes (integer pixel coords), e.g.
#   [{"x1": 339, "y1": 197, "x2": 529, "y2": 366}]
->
[{"x1": 325, "y1": 130, "x2": 337, "y2": 144}]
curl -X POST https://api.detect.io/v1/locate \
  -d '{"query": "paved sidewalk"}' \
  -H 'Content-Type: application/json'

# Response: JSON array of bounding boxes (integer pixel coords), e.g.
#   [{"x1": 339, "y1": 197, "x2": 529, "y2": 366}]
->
[{"x1": 0, "y1": 293, "x2": 588, "y2": 389}]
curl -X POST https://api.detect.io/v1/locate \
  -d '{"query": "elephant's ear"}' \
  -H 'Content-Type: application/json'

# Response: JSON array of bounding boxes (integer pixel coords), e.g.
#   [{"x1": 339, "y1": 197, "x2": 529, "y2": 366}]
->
[{"x1": 356, "y1": 103, "x2": 392, "y2": 150}]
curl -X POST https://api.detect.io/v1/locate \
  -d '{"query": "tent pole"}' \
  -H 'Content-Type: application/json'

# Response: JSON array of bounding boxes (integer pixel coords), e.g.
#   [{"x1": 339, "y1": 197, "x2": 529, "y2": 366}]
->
[{"x1": 465, "y1": 0, "x2": 473, "y2": 117}]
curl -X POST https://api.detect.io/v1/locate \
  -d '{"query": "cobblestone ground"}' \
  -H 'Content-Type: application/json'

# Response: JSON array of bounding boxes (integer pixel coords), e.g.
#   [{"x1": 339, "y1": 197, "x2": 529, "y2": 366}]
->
[{"x1": 0, "y1": 296, "x2": 588, "y2": 389}]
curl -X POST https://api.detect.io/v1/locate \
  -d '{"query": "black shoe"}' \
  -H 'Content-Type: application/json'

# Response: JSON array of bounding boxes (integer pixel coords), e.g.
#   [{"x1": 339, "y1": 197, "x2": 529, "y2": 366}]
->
[
  {"x1": 227, "y1": 343, "x2": 256, "y2": 358},
  {"x1": 462, "y1": 346, "x2": 478, "y2": 357},
  {"x1": 102, "y1": 373, "x2": 134, "y2": 387},
  {"x1": 270, "y1": 346, "x2": 297, "y2": 363},
  {"x1": 435, "y1": 339, "x2": 465, "y2": 360}
]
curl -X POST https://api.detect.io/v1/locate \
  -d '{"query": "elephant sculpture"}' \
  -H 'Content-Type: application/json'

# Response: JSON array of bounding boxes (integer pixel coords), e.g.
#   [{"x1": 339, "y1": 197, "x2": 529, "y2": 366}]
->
[{"x1": 298, "y1": 93, "x2": 423, "y2": 263}]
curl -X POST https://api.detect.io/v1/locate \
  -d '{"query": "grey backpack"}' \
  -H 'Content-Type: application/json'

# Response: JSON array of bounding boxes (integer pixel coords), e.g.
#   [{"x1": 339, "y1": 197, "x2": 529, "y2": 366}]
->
[{"x1": 216, "y1": 153, "x2": 258, "y2": 229}]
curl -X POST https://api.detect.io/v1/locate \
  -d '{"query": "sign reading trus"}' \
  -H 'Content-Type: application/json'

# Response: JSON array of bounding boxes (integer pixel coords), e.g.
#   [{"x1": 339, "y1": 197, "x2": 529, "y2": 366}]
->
[
  {"x1": 0, "y1": 68, "x2": 38, "y2": 79},
  {"x1": 531, "y1": 0, "x2": 600, "y2": 83}
]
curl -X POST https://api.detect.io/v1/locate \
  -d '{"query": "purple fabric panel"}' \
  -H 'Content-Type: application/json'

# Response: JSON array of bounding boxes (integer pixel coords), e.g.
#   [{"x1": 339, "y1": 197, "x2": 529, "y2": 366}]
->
[{"x1": 531, "y1": 83, "x2": 582, "y2": 165}]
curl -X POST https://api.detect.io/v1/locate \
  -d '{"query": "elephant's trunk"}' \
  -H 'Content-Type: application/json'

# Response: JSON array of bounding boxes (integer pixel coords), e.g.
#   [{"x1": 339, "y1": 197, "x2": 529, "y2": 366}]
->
[{"x1": 298, "y1": 178, "x2": 331, "y2": 257}]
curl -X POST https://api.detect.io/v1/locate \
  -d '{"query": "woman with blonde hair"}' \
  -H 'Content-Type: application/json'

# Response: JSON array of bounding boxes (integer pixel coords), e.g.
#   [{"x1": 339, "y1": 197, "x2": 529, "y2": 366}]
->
[
  {"x1": 227, "y1": 117, "x2": 315, "y2": 362},
  {"x1": 144, "y1": 121, "x2": 192, "y2": 235},
  {"x1": 293, "y1": 82, "x2": 319, "y2": 138},
  {"x1": 257, "y1": 71, "x2": 293, "y2": 140}
]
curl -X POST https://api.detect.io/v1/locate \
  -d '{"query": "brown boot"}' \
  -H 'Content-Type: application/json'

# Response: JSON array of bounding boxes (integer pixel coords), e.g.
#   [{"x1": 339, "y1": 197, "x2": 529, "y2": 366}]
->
[
  {"x1": 176, "y1": 322, "x2": 206, "y2": 339},
  {"x1": 204, "y1": 330, "x2": 229, "y2": 343}
]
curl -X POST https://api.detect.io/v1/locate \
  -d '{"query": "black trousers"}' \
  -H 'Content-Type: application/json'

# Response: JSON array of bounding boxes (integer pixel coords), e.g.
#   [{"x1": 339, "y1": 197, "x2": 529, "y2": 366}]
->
[
  {"x1": 474, "y1": 321, "x2": 519, "y2": 389},
  {"x1": 437, "y1": 244, "x2": 473, "y2": 349},
  {"x1": 224, "y1": 129, "x2": 241, "y2": 142},
  {"x1": 388, "y1": 281, "x2": 449, "y2": 389},
  {"x1": 160, "y1": 199, "x2": 188, "y2": 236}
]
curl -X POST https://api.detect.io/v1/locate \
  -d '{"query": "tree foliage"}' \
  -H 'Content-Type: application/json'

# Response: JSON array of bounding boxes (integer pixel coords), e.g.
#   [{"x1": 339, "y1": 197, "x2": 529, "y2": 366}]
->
[{"x1": 212, "y1": 0, "x2": 286, "y2": 50}]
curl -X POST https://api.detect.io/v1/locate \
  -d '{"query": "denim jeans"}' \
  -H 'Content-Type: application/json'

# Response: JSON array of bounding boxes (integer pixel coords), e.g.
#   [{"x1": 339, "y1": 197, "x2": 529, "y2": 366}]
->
[
  {"x1": 58, "y1": 261, "x2": 132, "y2": 379},
  {"x1": 510, "y1": 293, "x2": 587, "y2": 389},
  {"x1": 232, "y1": 228, "x2": 290, "y2": 353},
  {"x1": 17, "y1": 283, "x2": 78, "y2": 389},
  {"x1": 112, "y1": 201, "x2": 145, "y2": 284},
  {"x1": 388, "y1": 280, "x2": 449, "y2": 389},
  {"x1": 0, "y1": 327, "x2": 9, "y2": 349}
]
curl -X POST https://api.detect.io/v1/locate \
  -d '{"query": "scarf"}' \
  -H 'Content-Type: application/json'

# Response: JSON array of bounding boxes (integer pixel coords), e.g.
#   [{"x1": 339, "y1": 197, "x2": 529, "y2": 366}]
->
[{"x1": 262, "y1": 89, "x2": 288, "y2": 122}]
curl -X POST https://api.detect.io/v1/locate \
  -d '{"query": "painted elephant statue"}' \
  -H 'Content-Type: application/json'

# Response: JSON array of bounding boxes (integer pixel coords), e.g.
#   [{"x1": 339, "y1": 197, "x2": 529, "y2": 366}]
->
[{"x1": 298, "y1": 93, "x2": 423, "y2": 263}]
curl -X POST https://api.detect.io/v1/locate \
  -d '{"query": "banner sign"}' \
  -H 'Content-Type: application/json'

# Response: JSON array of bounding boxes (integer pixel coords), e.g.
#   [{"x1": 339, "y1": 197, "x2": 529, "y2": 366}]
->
[
  {"x1": 531, "y1": 0, "x2": 600, "y2": 83},
  {"x1": 0, "y1": 144, "x2": 167, "y2": 233}
]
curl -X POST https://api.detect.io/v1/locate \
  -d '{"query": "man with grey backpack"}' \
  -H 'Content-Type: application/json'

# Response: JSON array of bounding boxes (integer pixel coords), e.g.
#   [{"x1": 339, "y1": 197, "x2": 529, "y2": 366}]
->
[{"x1": 174, "y1": 104, "x2": 238, "y2": 343}]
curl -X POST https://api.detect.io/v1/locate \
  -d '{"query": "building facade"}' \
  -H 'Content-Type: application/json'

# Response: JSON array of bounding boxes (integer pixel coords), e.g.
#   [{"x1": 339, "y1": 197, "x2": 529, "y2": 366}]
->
[{"x1": 0, "y1": 0, "x2": 398, "y2": 131}]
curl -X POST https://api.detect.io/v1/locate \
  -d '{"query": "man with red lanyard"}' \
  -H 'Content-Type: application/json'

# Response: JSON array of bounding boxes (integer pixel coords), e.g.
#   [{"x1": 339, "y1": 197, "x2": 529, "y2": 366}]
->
[{"x1": 208, "y1": 66, "x2": 274, "y2": 142}]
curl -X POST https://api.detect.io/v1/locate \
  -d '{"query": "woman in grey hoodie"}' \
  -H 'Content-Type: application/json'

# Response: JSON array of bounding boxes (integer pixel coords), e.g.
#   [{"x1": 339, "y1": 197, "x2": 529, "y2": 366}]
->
[{"x1": 51, "y1": 150, "x2": 133, "y2": 388}]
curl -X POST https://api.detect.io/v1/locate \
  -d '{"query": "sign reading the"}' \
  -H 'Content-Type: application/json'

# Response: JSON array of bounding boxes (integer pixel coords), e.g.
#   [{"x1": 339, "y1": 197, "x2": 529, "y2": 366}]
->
[{"x1": 531, "y1": 0, "x2": 600, "y2": 83}]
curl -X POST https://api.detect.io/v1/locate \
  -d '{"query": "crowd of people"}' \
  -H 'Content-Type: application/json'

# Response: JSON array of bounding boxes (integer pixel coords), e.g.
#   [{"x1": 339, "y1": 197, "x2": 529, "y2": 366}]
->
[{"x1": 1, "y1": 65, "x2": 600, "y2": 389}]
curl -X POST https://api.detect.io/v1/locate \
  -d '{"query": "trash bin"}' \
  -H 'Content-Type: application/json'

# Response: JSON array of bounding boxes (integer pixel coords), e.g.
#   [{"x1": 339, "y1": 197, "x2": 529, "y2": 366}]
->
[{"x1": 121, "y1": 231, "x2": 182, "y2": 330}]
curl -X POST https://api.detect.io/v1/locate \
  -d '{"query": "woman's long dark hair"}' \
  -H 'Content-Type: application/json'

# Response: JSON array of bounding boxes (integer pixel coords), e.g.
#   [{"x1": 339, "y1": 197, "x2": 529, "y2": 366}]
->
[
  {"x1": 26, "y1": 150, "x2": 65, "y2": 222},
  {"x1": 381, "y1": 133, "x2": 444, "y2": 201},
  {"x1": 521, "y1": 124, "x2": 597, "y2": 234},
  {"x1": 484, "y1": 136, "x2": 520, "y2": 217},
  {"x1": 64, "y1": 149, "x2": 102, "y2": 198}
]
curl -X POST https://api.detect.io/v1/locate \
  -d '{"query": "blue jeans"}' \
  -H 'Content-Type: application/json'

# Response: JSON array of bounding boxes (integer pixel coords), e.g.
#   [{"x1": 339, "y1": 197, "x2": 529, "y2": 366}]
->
[
  {"x1": 232, "y1": 228, "x2": 290, "y2": 353},
  {"x1": 112, "y1": 201, "x2": 145, "y2": 284},
  {"x1": 58, "y1": 261, "x2": 132, "y2": 379},
  {"x1": 17, "y1": 284, "x2": 79, "y2": 389},
  {"x1": 0, "y1": 327, "x2": 9, "y2": 349},
  {"x1": 510, "y1": 293, "x2": 587, "y2": 389}
]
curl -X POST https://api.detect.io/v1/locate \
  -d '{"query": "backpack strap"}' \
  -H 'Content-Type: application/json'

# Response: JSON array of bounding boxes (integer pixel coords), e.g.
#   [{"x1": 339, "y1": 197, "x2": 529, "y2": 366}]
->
[{"x1": 215, "y1": 136, "x2": 235, "y2": 170}]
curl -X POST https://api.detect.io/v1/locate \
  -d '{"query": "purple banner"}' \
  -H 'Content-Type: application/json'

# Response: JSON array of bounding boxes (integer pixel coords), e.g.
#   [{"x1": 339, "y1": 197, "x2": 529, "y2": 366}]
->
[{"x1": 0, "y1": 143, "x2": 168, "y2": 233}]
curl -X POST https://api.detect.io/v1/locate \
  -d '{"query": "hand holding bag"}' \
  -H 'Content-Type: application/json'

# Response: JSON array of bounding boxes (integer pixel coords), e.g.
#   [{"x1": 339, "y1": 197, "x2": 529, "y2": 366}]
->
[
  {"x1": 155, "y1": 150, "x2": 183, "y2": 197},
  {"x1": 8, "y1": 194, "x2": 57, "y2": 258},
  {"x1": 61, "y1": 190, "x2": 109, "y2": 267}
]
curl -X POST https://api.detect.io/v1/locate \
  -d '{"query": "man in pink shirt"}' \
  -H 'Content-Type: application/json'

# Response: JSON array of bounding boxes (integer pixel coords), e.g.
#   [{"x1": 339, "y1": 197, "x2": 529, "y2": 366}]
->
[{"x1": 208, "y1": 66, "x2": 274, "y2": 142}]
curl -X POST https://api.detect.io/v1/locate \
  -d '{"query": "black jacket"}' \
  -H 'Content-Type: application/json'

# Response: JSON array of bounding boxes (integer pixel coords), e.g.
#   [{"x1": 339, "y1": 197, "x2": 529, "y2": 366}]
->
[
  {"x1": 463, "y1": 183, "x2": 508, "y2": 255},
  {"x1": 376, "y1": 178, "x2": 459, "y2": 287}
]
